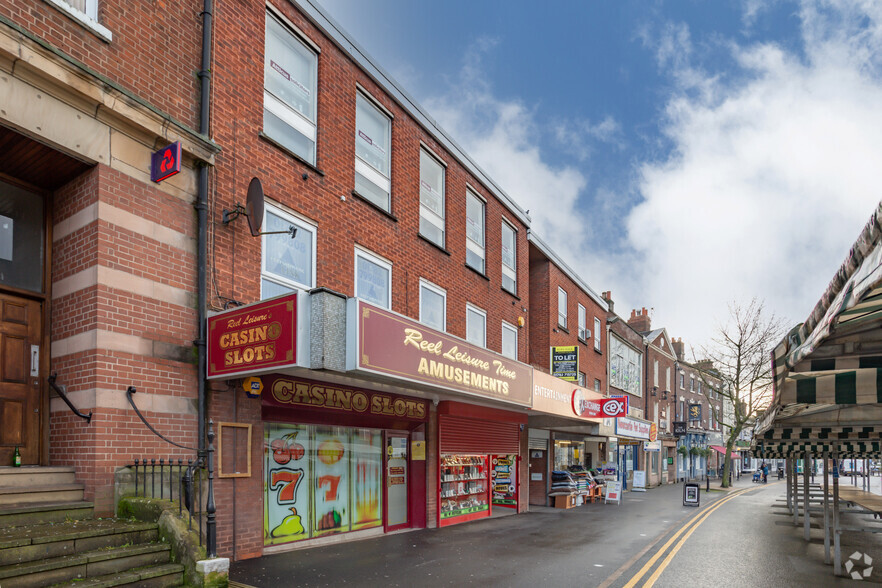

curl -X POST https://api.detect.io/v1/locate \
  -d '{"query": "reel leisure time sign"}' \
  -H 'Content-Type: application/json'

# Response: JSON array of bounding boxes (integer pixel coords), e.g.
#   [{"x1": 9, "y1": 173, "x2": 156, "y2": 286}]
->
[{"x1": 348, "y1": 300, "x2": 532, "y2": 407}]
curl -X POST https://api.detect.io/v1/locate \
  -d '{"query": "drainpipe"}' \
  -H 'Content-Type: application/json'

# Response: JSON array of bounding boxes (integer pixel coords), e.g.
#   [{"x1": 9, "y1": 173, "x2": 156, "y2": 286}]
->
[{"x1": 196, "y1": 0, "x2": 213, "y2": 452}]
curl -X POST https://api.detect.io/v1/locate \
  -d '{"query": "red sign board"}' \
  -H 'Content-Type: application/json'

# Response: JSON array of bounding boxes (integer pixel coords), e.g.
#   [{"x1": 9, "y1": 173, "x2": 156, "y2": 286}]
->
[
  {"x1": 581, "y1": 396, "x2": 628, "y2": 419},
  {"x1": 207, "y1": 294, "x2": 297, "y2": 378},
  {"x1": 353, "y1": 301, "x2": 532, "y2": 407},
  {"x1": 151, "y1": 141, "x2": 182, "y2": 183},
  {"x1": 649, "y1": 423, "x2": 658, "y2": 442}
]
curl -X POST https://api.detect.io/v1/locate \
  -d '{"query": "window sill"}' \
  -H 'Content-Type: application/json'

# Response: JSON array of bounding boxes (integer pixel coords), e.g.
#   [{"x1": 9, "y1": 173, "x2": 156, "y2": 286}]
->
[
  {"x1": 594, "y1": 347, "x2": 603, "y2": 355},
  {"x1": 501, "y1": 287, "x2": 520, "y2": 301},
  {"x1": 352, "y1": 191, "x2": 398, "y2": 222},
  {"x1": 465, "y1": 263, "x2": 490, "y2": 281},
  {"x1": 556, "y1": 326, "x2": 569, "y2": 335},
  {"x1": 418, "y1": 234, "x2": 450, "y2": 256},
  {"x1": 44, "y1": 0, "x2": 113, "y2": 42},
  {"x1": 258, "y1": 133, "x2": 325, "y2": 177}
]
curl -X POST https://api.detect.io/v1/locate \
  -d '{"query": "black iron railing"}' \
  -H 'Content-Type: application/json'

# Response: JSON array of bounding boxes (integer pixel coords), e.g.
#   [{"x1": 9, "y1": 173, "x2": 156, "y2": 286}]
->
[
  {"x1": 126, "y1": 386, "x2": 217, "y2": 558},
  {"x1": 48, "y1": 373, "x2": 92, "y2": 423}
]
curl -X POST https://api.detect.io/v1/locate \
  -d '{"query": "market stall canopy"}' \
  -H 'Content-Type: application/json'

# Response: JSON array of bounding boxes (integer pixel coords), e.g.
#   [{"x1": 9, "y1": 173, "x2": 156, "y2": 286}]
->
[
  {"x1": 710, "y1": 445, "x2": 739, "y2": 459},
  {"x1": 754, "y1": 200, "x2": 882, "y2": 458}
]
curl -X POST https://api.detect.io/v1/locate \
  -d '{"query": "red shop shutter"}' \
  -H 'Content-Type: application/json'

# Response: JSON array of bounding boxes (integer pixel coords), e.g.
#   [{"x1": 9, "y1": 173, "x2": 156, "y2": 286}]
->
[{"x1": 439, "y1": 415, "x2": 520, "y2": 455}]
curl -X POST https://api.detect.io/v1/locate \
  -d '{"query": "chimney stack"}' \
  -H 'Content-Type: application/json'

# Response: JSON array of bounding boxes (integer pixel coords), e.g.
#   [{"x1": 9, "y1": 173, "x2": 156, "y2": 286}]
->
[
  {"x1": 672, "y1": 337, "x2": 685, "y2": 361},
  {"x1": 602, "y1": 291, "x2": 614, "y2": 313},
  {"x1": 627, "y1": 306, "x2": 651, "y2": 333}
]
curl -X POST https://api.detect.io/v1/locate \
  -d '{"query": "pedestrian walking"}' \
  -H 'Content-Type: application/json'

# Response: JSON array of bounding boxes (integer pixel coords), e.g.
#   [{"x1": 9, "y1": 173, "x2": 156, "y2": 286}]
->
[{"x1": 762, "y1": 463, "x2": 768, "y2": 483}]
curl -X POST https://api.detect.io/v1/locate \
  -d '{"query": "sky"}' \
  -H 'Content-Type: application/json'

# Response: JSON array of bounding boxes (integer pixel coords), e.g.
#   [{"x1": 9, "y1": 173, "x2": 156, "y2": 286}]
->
[{"x1": 315, "y1": 0, "x2": 882, "y2": 350}]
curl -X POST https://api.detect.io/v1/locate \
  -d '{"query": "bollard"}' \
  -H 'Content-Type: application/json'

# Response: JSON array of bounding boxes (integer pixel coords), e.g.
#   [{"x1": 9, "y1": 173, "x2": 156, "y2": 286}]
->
[{"x1": 706, "y1": 476, "x2": 710, "y2": 492}]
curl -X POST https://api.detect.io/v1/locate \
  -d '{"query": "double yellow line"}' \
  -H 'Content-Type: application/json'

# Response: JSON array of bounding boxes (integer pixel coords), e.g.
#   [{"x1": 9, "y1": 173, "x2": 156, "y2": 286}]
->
[{"x1": 623, "y1": 486, "x2": 756, "y2": 588}]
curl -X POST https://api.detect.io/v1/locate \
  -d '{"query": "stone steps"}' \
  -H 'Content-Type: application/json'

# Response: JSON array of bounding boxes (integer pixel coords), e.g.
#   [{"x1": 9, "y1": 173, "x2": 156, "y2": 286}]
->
[{"x1": 0, "y1": 483, "x2": 85, "y2": 506}]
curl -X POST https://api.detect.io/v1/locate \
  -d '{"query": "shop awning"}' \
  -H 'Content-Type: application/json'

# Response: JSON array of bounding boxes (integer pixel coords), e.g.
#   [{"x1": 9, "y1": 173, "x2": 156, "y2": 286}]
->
[{"x1": 710, "y1": 445, "x2": 739, "y2": 459}]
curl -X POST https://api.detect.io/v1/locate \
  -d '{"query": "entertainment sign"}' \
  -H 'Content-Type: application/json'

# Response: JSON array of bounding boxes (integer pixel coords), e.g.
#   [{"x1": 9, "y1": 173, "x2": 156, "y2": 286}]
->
[
  {"x1": 531, "y1": 370, "x2": 603, "y2": 422},
  {"x1": 207, "y1": 293, "x2": 299, "y2": 379},
  {"x1": 349, "y1": 300, "x2": 532, "y2": 406}
]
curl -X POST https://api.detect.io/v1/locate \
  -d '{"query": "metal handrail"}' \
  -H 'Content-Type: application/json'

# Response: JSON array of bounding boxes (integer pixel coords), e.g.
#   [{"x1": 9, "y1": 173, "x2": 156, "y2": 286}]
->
[
  {"x1": 48, "y1": 373, "x2": 92, "y2": 423},
  {"x1": 126, "y1": 386, "x2": 197, "y2": 451}
]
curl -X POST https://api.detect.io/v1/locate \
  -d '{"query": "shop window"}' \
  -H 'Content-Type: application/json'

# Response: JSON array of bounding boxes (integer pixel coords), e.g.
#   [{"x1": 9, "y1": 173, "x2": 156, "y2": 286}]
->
[
  {"x1": 264, "y1": 12, "x2": 318, "y2": 165},
  {"x1": 578, "y1": 304, "x2": 587, "y2": 341},
  {"x1": 594, "y1": 317, "x2": 601, "y2": 351},
  {"x1": 264, "y1": 424, "x2": 383, "y2": 545},
  {"x1": 558, "y1": 287, "x2": 567, "y2": 329},
  {"x1": 465, "y1": 190, "x2": 485, "y2": 273},
  {"x1": 466, "y1": 304, "x2": 486, "y2": 347},
  {"x1": 501, "y1": 320, "x2": 518, "y2": 360},
  {"x1": 355, "y1": 92, "x2": 392, "y2": 211},
  {"x1": 419, "y1": 279, "x2": 446, "y2": 332},
  {"x1": 355, "y1": 248, "x2": 391, "y2": 309},
  {"x1": 261, "y1": 203, "x2": 316, "y2": 299},
  {"x1": 501, "y1": 220, "x2": 517, "y2": 294},
  {"x1": 420, "y1": 148, "x2": 445, "y2": 247},
  {"x1": 440, "y1": 455, "x2": 489, "y2": 522}
]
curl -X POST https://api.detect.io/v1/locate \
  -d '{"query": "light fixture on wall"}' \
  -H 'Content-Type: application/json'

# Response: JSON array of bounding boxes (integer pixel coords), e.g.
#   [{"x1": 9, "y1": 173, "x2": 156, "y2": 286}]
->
[{"x1": 651, "y1": 386, "x2": 658, "y2": 397}]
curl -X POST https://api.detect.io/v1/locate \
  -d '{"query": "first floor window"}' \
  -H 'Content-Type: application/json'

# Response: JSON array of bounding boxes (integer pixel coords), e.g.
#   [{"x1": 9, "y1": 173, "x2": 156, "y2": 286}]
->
[
  {"x1": 578, "y1": 372, "x2": 586, "y2": 387},
  {"x1": 261, "y1": 203, "x2": 316, "y2": 299},
  {"x1": 466, "y1": 304, "x2": 486, "y2": 347},
  {"x1": 594, "y1": 317, "x2": 602, "y2": 351},
  {"x1": 578, "y1": 304, "x2": 587, "y2": 340},
  {"x1": 501, "y1": 321, "x2": 518, "y2": 360},
  {"x1": 465, "y1": 190, "x2": 485, "y2": 273},
  {"x1": 62, "y1": 0, "x2": 98, "y2": 19},
  {"x1": 355, "y1": 92, "x2": 392, "y2": 211},
  {"x1": 264, "y1": 12, "x2": 318, "y2": 164},
  {"x1": 419, "y1": 279, "x2": 446, "y2": 332},
  {"x1": 355, "y1": 248, "x2": 391, "y2": 309},
  {"x1": 558, "y1": 287, "x2": 568, "y2": 329},
  {"x1": 501, "y1": 221, "x2": 517, "y2": 293},
  {"x1": 594, "y1": 379, "x2": 601, "y2": 392},
  {"x1": 419, "y1": 149, "x2": 445, "y2": 246}
]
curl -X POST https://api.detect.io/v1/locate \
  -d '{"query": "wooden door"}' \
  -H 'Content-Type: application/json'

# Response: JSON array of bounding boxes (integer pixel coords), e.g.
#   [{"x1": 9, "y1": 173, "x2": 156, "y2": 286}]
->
[
  {"x1": 0, "y1": 293, "x2": 42, "y2": 465},
  {"x1": 528, "y1": 448, "x2": 547, "y2": 506}
]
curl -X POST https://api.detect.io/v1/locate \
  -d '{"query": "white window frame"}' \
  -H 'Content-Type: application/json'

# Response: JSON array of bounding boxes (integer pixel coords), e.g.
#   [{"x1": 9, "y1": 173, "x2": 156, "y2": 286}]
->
[
  {"x1": 666, "y1": 367, "x2": 671, "y2": 391},
  {"x1": 594, "y1": 317, "x2": 601, "y2": 351},
  {"x1": 680, "y1": 374, "x2": 685, "y2": 389},
  {"x1": 501, "y1": 220, "x2": 517, "y2": 294},
  {"x1": 654, "y1": 360, "x2": 659, "y2": 387},
  {"x1": 355, "y1": 91, "x2": 392, "y2": 211},
  {"x1": 465, "y1": 189, "x2": 485, "y2": 273},
  {"x1": 261, "y1": 202, "x2": 317, "y2": 298},
  {"x1": 263, "y1": 10, "x2": 318, "y2": 164},
  {"x1": 354, "y1": 247, "x2": 392, "y2": 310},
  {"x1": 419, "y1": 147, "x2": 446, "y2": 247},
  {"x1": 558, "y1": 287, "x2": 568, "y2": 329},
  {"x1": 46, "y1": 0, "x2": 112, "y2": 40},
  {"x1": 419, "y1": 279, "x2": 446, "y2": 332},
  {"x1": 466, "y1": 304, "x2": 487, "y2": 348},
  {"x1": 594, "y1": 379, "x2": 601, "y2": 392},
  {"x1": 578, "y1": 304, "x2": 587, "y2": 341},
  {"x1": 501, "y1": 320, "x2": 518, "y2": 360}
]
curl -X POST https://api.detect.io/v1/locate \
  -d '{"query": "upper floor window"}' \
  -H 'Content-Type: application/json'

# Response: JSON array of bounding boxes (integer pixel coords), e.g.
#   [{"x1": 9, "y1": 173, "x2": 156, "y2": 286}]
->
[
  {"x1": 465, "y1": 191, "x2": 485, "y2": 273},
  {"x1": 355, "y1": 92, "x2": 392, "y2": 211},
  {"x1": 466, "y1": 304, "x2": 486, "y2": 347},
  {"x1": 680, "y1": 373, "x2": 685, "y2": 389},
  {"x1": 578, "y1": 304, "x2": 587, "y2": 341},
  {"x1": 558, "y1": 287, "x2": 568, "y2": 329},
  {"x1": 264, "y1": 12, "x2": 318, "y2": 165},
  {"x1": 578, "y1": 372, "x2": 586, "y2": 387},
  {"x1": 690, "y1": 376, "x2": 695, "y2": 391},
  {"x1": 666, "y1": 367, "x2": 671, "y2": 391},
  {"x1": 594, "y1": 379, "x2": 601, "y2": 392},
  {"x1": 594, "y1": 317, "x2": 601, "y2": 351},
  {"x1": 355, "y1": 247, "x2": 391, "y2": 309},
  {"x1": 419, "y1": 148, "x2": 445, "y2": 247},
  {"x1": 261, "y1": 203, "x2": 316, "y2": 299},
  {"x1": 501, "y1": 221, "x2": 517, "y2": 293},
  {"x1": 501, "y1": 321, "x2": 518, "y2": 360},
  {"x1": 654, "y1": 360, "x2": 659, "y2": 387},
  {"x1": 419, "y1": 279, "x2": 446, "y2": 332},
  {"x1": 63, "y1": 0, "x2": 98, "y2": 19},
  {"x1": 697, "y1": 381, "x2": 702, "y2": 394}
]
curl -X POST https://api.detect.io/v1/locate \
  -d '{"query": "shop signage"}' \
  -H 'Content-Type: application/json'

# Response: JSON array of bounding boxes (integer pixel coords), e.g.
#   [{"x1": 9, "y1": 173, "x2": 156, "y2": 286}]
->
[
  {"x1": 673, "y1": 421, "x2": 687, "y2": 436},
  {"x1": 649, "y1": 423, "x2": 658, "y2": 442},
  {"x1": 579, "y1": 396, "x2": 628, "y2": 419},
  {"x1": 616, "y1": 416, "x2": 652, "y2": 440},
  {"x1": 207, "y1": 294, "x2": 298, "y2": 379},
  {"x1": 667, "y1": 457, "x2": 674, "y2": 465},
  {"x1": 632, "y1": 470, "x2": 646, "y2": 491},
  {"x1": 264, "y1": 375, "x2": 429, "y2": 421},
  {"x1": 531, "y1": 370, "x2": 603, "y2": 421},
  {"x1": 604, "y1": 480, "x2": 622, "y2": 505},
  {"x1": 351, "y1": 300, "x2": 531, "y2": 406},
  {"x1": 150, "y1": 141, "x2": 181, "y2": 183},
  {"x1": 243, "y1": 376, "x2": 264, "y2": 398},
  {"x1": 688, "y1": 403, "x2": 702, "y2": 421},
  {"x1": 643, "y1": 440, "x2": 662, "y2": 451},
  {"x1": 550, "y1": 346, "x2": 578, "y2": 381}
]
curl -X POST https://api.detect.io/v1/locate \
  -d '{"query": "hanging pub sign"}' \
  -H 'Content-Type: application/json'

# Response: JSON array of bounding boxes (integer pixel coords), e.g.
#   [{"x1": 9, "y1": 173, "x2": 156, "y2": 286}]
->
[
  {"x1": 207, "y1": 292, "x2": 303, "y2": 379},
  {"x1": 673, "y1": 421, "x2": 687, "y2": 436},
  {"x1": 688, "y1": 404, "x2": 702, "y2": 421},
  {"x1": 348, "y1": 300, "x2": 532, "y2": 407},
  {"x1": 550, "y1": 346, "x2": 578, "y2": 381}
]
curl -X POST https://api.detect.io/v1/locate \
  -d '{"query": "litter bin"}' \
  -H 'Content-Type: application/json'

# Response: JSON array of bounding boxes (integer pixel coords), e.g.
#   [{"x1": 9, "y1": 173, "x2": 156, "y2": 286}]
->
[{"x1": 683, "y1": 482, "x2": 700, "y2": 507}]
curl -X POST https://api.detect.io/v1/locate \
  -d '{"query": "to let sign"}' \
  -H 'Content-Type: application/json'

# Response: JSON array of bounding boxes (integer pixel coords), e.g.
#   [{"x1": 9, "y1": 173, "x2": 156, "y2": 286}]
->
[
  {"x1": 151, "y1": 141, "x2": 182, "y2": 183},
  {"x1": 550, "y1": 346, "x2": 578, "y2": 381},
  {"x1": 207, "y1": 294, "x2": 297, "y2": 379},
  {"x1": 352, "y1": 300, "x2": 532, "y2": 406}
]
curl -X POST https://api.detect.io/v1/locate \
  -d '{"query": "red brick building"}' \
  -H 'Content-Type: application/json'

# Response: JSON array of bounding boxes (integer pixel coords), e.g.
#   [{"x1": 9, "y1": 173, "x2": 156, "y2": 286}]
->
[{"x1": 0, "y1": 0, "x2": 216, "y2": 516}]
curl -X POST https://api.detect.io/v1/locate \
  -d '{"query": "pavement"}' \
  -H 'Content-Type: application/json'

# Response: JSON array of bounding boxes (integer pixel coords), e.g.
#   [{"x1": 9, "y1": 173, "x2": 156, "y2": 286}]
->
[{"x1": 230, "y1": 477, "x2": 882, "y2": 587}]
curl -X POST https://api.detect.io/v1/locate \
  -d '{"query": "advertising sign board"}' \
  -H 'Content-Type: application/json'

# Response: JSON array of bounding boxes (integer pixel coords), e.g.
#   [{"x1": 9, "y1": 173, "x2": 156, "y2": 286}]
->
[
  {"x1": 673, "y1": 421, "x2": 687, "y2": 436},
  {"x1": 604, "y1": 480, "x2": 622, "y2": 505},
  {"x1": 632, "y1": 470, "x2": 646, "y2": 492},
  {"x1": 550, "y1": 346, "x2": 578, "y2": 381},
  {"x1": 684, "y1": 482, "x2": 700, "y2": 507}
]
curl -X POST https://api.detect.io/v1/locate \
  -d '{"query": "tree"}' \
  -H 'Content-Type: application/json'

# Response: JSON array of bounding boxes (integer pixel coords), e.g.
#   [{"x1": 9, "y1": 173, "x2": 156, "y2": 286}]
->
[{"x1": 693, "y1": 298, "x2": 787, "y2": 488}]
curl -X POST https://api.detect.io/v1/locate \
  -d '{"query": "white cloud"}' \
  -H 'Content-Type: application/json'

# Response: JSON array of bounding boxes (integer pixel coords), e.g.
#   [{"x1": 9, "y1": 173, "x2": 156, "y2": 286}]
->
[{"x1": 621, "y1": 0, "x2": 882, "y2": 347}]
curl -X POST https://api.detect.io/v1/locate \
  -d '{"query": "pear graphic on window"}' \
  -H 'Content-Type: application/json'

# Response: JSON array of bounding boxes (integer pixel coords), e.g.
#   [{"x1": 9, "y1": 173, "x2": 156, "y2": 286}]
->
[{"x1": 271, "y1": 507, "x2": 304, "y2": 537}]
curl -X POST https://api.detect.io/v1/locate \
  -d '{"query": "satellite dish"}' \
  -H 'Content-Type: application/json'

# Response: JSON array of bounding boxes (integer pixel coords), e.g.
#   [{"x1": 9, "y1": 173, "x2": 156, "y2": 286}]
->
[{"x1": 245, "y1": 177, "x2": 265, "y2": 237}]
